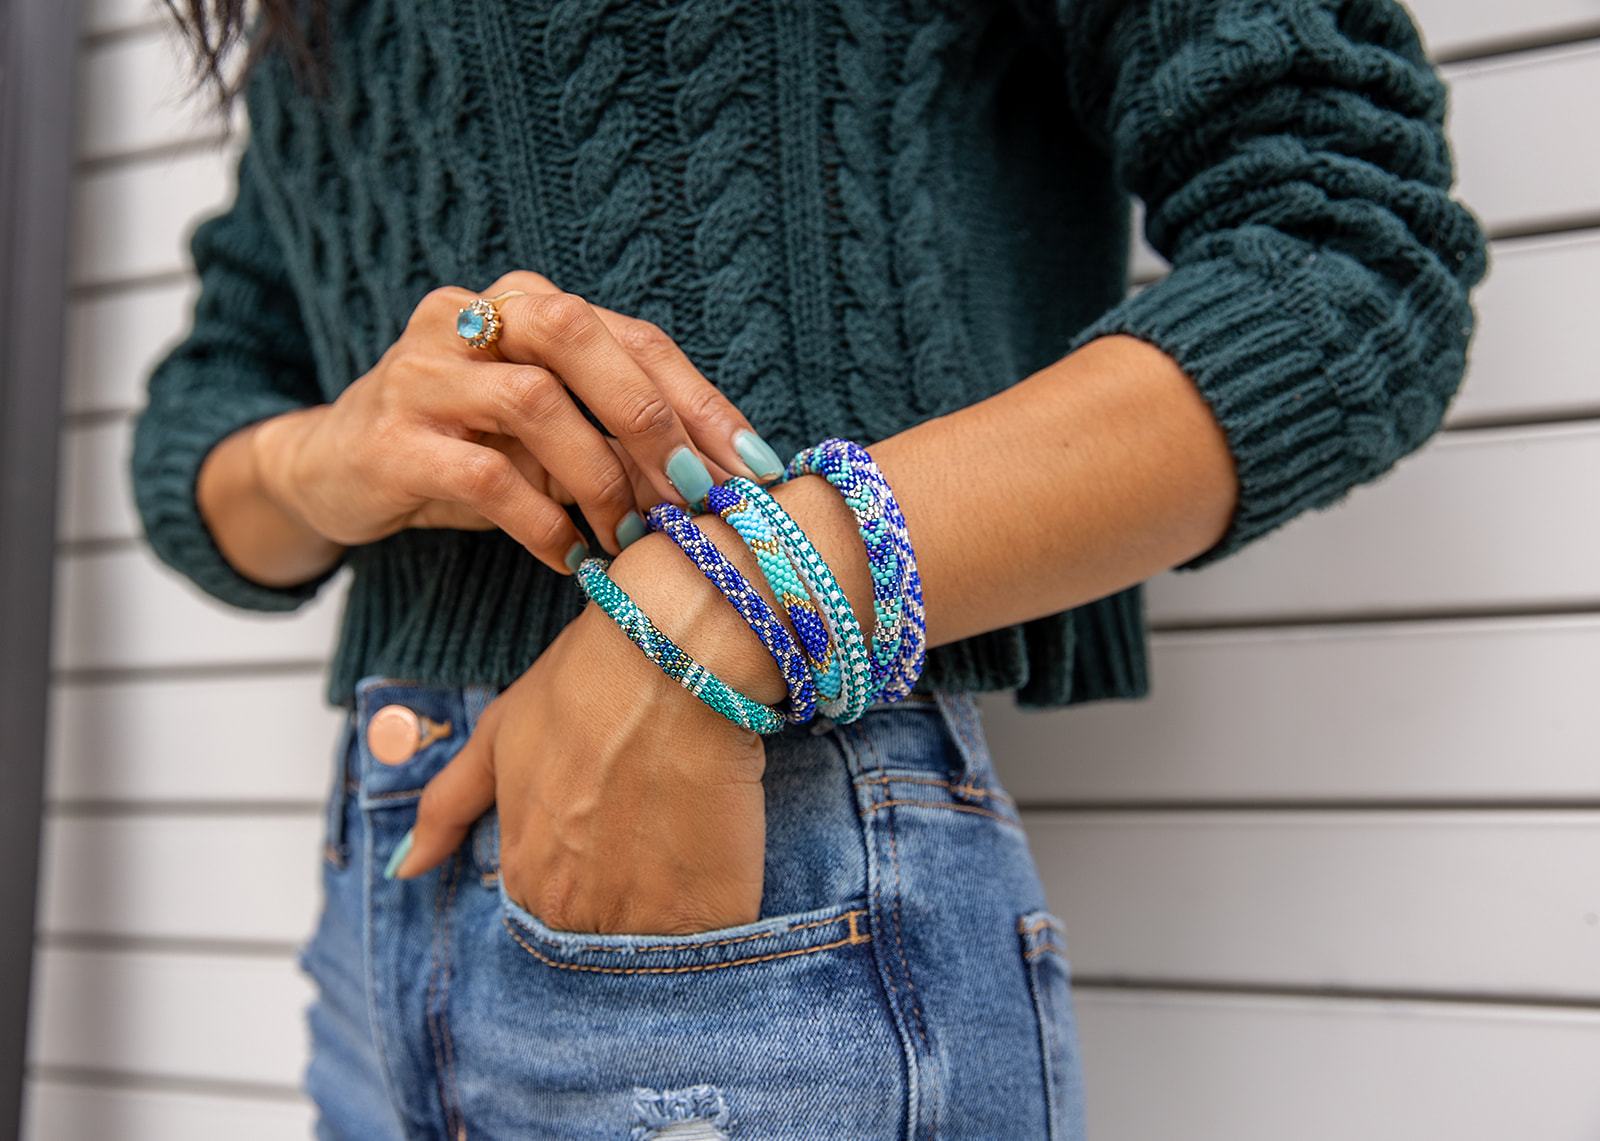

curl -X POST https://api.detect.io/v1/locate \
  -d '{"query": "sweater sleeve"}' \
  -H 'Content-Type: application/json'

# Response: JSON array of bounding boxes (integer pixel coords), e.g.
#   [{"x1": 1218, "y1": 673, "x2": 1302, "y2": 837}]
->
[
  {"x1": 1049, "y1": 0, "x2": 1488, "y2": 570},
  {"x1": 130, "y1": 146, "x2": 342, "y2": 611}
]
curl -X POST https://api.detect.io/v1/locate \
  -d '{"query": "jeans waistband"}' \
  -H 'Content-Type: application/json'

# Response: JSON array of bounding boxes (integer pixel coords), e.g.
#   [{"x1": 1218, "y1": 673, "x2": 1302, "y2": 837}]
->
[{"x1": 342, "y1": 675, "x2": 994, "y2": 805}]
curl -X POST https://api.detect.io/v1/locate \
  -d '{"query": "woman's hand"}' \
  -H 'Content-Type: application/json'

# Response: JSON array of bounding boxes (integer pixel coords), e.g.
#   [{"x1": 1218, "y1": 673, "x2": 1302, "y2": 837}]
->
[
  {"x1": 390, "y1": 599, "x2": 769, "y2": 935},
  {"x1": 233, "y1": 271, "x2": 785, "y2": 577}
]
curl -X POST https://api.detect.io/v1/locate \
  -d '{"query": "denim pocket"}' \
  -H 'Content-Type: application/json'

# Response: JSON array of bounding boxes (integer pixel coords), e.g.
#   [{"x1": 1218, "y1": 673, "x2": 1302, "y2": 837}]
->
[
  {"x1": 1019, "y1": 909, "x2": 1087, "y2": 1140},
  {"x1": 498, "y1": 877, "x2": 871, "y2": 975}
]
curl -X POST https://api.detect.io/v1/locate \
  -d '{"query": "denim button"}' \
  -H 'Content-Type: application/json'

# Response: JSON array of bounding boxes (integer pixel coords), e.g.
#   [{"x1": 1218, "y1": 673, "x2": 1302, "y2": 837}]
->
[{"x1": 367, "y1": 704, "x2": 421, "y2": 764}]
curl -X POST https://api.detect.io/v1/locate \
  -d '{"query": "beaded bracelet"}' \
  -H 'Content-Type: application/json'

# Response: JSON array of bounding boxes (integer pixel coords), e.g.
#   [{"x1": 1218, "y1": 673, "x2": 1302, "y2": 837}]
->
[
  {"x1": 574, "y1": 557, "x2": 785, "y2": 735},
  {"x1": 786, "y1": 438, "x2": 926, "y2": 702},
  {"x1": 705, "y1": 481, "x2": 842, "y2": 708},
  {"x1": 645, "y1": 502, "x2": 818, "y2": 724},
  {"x1": 713, "y1": 477, "x2": 874, "y2": 723}
]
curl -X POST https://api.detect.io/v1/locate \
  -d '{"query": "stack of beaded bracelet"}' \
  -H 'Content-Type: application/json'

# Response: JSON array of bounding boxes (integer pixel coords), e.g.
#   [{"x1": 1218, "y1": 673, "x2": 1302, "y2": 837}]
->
[
  {"x1": 785, "y1": 438, "x2": 926, "y2": 702},
  {"x1": 574, "y1": 437, "x2": 922, "y2": 734},
  {"x1": 708, "y1": 477, "x2": 875, "y2": 723},
  {"x1": 644, "y1": 502, "x2": 818, "y2": 724}
]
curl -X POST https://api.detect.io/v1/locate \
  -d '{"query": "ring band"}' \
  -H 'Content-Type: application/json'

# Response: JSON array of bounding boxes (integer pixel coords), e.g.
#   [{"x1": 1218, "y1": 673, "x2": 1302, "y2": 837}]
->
[{"x1": 455, "y1": 289, "x2": 523, "y2": 351}]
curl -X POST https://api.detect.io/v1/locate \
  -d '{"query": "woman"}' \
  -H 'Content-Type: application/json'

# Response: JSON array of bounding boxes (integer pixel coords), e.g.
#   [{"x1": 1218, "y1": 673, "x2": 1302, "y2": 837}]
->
[{"x1": 134, "y1": 0, "x2": 1485, "y2": 1136}]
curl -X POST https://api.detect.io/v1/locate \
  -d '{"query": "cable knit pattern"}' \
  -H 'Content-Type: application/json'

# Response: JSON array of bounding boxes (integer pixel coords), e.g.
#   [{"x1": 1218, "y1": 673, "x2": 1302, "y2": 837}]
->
[{"x1": 130, "y1": 0, "x2": 1486, "y2": 709}]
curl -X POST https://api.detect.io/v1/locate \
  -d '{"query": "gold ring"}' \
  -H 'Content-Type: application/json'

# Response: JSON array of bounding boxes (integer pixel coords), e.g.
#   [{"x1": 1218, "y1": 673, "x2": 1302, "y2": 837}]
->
[{"x1": 454, "y1": 289, "x2": 524, "y2": 352}]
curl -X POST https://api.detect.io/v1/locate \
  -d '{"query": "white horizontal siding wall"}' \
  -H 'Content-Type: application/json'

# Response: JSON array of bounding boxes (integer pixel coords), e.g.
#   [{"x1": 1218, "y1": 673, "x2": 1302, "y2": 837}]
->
[{"x1": 27, "y1": 0, "x2": 1600, "y2": 1136}]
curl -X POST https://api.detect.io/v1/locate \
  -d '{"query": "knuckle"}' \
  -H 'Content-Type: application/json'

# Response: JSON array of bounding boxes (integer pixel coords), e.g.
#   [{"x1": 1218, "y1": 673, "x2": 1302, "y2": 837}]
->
[
  {"x1": 523, "y1": 506, "x2": 572, "y2": 555},
  {"x1": 613, "y1": 390, "x2": 676, "y2": 440},
  {"x1": 616, "y1": 317, "x2": 674, "y2": 359},
  {"x1": 583, "y1": 463, "x2": 635, "y2": 514},
  {"x1": 681, "y1": 382, "x2": 733, "y2": 427},
  {"x1": 414, "y1": 286, "x2": 464, "y2": 324},
  {"x1": 457, "y1": 450, "x2": 515, "y2": 504},
  {"x1": 494, "y1": 367, "x2": 563, "y2": 424},
  {"x1": 522, "y1": 291, "x2": 595, "y2": 347}
]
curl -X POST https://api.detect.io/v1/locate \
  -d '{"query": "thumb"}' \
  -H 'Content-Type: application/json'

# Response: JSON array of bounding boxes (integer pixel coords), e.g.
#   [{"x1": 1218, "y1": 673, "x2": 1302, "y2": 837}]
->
[{"x1": 387, "y1": 702, "x2": 501, "y2": 880}]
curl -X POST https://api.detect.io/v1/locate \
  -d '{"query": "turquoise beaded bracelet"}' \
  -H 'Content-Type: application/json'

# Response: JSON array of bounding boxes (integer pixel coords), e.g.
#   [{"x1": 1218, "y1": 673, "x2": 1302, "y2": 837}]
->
[
  {"x1": 718, "y1": 477, "x2": 874, "y2": 724},
  {"x1": 574, "y1": 557, "x2": 785, "y2": 735}
]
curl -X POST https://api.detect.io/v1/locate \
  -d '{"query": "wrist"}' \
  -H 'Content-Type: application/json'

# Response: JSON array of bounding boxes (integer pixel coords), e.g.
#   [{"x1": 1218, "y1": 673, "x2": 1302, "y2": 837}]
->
[
  {"x1": 607, "y1": 523, "x2": 790, "y2": 707},
  {"x1": 250, "y1": 406, "x2": 327, "y2": 535}
]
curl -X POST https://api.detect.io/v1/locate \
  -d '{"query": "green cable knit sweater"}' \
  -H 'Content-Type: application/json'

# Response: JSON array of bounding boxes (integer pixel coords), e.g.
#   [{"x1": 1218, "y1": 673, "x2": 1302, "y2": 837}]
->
[{"x1": 131, "y1": 0, "x2": 1487, "y2": 710}]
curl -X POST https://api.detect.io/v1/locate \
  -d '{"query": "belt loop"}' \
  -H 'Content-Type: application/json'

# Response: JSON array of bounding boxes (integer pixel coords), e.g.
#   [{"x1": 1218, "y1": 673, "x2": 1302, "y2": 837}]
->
[
  {"x1": 324, "y1": 708, "x2": 357, "y2": 868},
  {"x1": 933, "y1": 690, "x2": 991, "y2": 789}
]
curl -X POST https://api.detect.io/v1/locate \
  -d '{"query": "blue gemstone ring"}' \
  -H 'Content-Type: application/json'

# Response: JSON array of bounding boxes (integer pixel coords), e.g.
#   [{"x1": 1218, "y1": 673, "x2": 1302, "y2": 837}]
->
[{"x1": 454, "y1": 290, "x2": 521, "y2": 352}]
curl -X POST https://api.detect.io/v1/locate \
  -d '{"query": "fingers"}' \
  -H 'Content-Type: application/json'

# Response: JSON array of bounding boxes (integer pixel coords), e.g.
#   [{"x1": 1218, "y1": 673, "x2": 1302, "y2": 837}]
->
[
  {"x1": 491, "y1": 291, "x2": 723, "y2": 507},
  {"x1": 409, "y1": 436, "x2": 590, "y2": 574},
  {"x1": 388, "y1": 702, "x2": 502, "y2": 880},
  {"x1": 482, "y1": 276, "x2": 775, "y2": 485},
  {"x1": 587, "y1": 302, "x2": 783, "y2": 484},
  {"x1": 416, "y1": 362, "x2": 644, "y2": 553}
]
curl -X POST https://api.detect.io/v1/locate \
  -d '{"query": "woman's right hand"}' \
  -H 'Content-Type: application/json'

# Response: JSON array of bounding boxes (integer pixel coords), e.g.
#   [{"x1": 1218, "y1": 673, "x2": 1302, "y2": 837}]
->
[{"x1": 249, "y1": 271, "x2": 783, "y2": 575}]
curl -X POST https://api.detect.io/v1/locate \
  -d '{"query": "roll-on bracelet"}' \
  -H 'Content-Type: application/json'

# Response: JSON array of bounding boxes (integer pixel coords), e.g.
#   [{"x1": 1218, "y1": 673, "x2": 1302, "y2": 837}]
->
[
  {"x1": 574, "y1": 557, "x2": 786, "y2": 735},
  {"x1": 645, "y1": 502, "x2": 818, "y2": 724}
]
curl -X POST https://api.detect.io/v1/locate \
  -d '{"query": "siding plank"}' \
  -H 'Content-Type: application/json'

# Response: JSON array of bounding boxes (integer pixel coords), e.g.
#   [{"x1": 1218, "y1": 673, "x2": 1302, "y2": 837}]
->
[
  {"x1": 78, "y1": 31, "x2": 228, "y2": 163},
  {"x1": 1032, "y1": 811, "x2": 1600, "y2": 999},
  {"x1": 64, "y1": 278, "x2": 196, "y2": 414},
  {"x1": 1449, "y1": 43, "x2": 1600, "y2": 234},
  {"x1": 59, "y1": 419, "x2": 135, "y2": 544},
  {"x1": 1450, "y1": 232, "x2": 1600, "y2": 425},
  {"x1": 984, "y1": 615, "x2": 1600, "y2": 804},
  {"x1": 1405, "y1": 0, "x2": 1600, "y2": 58},
  {"x1": 1077, "y1": 989, "x2": 1600, "y2": 1141},
  {"x1": 38, "y1": 816, "x2": 323, "y2": 944},
  {"x1": 28, "y1": 949, "x2": 313, "y2": 1088},
  {"x1": 25, "y1": 1081, "x2": 313, "y2": 1141},
  {"x1": 49, "y1": 674, "x2": 343, "y2": 804},
  {"x1": 1146, "y1": 423, "x2": 1600, "y2": 624},
  {"x1": 72, "y1": 148, "x2": 235, "y2": 287},
  {"x1": 84, "y1": 0, "x2": 166, "y2": 37},
  {"x1": 52, "y1": 547, "x2": 344, "y2": 672}
]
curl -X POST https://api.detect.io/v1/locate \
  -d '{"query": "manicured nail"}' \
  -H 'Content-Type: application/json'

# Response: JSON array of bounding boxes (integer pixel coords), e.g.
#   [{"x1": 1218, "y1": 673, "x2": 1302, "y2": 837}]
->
[
  {"x1": 734, "y1": 429, "x2": 784, "y2": 481},
  {"x1": 614, "y1": 510, "x2": 647, "y2": 550},
  {"x1": 564, "y1": 540, "x2": 588, "y2": 575},
  {"x1": 384, "y1": 828, "x2": 414, "y2": 880},
  {"x1": 665, "y1": 447, "x2": 713, "y2": 506}
]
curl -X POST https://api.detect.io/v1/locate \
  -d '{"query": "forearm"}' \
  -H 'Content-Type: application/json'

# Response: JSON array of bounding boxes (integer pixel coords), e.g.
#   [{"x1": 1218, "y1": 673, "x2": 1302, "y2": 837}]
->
[
  {"x1": 612, "y1": 333, "x2": 1238, "y2": 699},
  {"x1": 196, "y1": 407, "x2": 346, "y2": 589}
]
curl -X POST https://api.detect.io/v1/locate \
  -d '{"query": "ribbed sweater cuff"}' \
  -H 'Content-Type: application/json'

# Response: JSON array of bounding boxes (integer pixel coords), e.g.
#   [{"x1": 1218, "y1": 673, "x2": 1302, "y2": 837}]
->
[
  {"x1": 132, "y1": 386, "x2": 341, "y2": 611},
  {"x1": 1069, "y1": 257, "x2": 1359, "y2": 572}
]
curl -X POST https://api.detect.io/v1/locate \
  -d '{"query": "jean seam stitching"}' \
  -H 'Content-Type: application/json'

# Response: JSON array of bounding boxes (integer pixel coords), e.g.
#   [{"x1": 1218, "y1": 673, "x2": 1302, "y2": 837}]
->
[
  {"x1": 504, "y1": 906, "x2": 867, "y2": 957},
  {"x1": 500, "y1": 914, "x2": 870, "y2": 974}
]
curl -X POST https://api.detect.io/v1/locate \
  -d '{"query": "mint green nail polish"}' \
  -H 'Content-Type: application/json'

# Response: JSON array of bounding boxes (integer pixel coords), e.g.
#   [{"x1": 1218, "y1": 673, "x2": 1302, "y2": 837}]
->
[
  {"x1": 734, "y1": 429, "x2": 783, "y2": 481},
  {"x1": 384, "y1": 828, "x2": 414, "y2": 880},
  {"x1": 615, "y1": 510, "x2": 647, "y2": 550},
  {"x1": 665, "y1": 447, "x2": 713, "y2": 505},
  {"x1": 564, "y1": 540, "x2": 588, "y2": 575}
]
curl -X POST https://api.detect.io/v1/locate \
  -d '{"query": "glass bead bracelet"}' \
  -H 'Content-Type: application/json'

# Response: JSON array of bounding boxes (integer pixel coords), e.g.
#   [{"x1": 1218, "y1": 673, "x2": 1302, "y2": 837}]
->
[
  {"x1": 645, "y1": 502, "x2": 818, "y2": 724},
  {"x1": 574, "y1": 557, "x2": 785, "y2": 735}
]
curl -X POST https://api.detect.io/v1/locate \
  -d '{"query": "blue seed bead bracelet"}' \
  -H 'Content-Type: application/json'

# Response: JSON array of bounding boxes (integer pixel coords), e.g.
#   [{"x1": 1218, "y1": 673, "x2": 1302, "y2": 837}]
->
[
  {"x1": 705, "y1": 481, "x2": 842, "y2": 708},
  {"x1": 645, "y1": 502, "x2": 818, "y2": 724},
  {"x1": 574, "y1": 557, "x2": 785, "y2": 735},
  {"x1": 786, "y1": 438, "x2": 926, "y2": 702},
  {"x1": 719, "y1": 477, "x2": 874, "y2": 724}
]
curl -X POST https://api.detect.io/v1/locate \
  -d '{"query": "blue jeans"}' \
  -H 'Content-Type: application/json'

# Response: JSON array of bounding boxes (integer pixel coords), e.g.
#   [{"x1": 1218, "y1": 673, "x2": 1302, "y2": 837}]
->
[{"x1": 300, "y1": 675, "x2": 1087, "y2": 1139}]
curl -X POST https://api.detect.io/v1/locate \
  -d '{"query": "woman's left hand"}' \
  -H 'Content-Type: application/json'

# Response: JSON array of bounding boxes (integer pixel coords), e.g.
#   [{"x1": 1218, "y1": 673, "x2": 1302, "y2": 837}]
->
[{"x1": 390, "y1": 596, "x2": 768, "y2": 935}]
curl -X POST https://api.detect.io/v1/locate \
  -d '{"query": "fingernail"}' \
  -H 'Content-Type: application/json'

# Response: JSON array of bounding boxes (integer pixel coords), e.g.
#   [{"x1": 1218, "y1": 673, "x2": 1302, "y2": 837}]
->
[
  {"x1": 734, "y1": 429, "x2": 783, "y2": 481},
  {"x1": 384, "y1": 828, "x2": 414, "y2": 880},
  {"x1": 665, "y1": 447, "x2": 713, "y2": 505},
  {"x1": 564, "y1": 540, "x2": 588, "y2": 575},
  {"x1": 614, "y1": 510, "x2": 647, "y2": 550}
]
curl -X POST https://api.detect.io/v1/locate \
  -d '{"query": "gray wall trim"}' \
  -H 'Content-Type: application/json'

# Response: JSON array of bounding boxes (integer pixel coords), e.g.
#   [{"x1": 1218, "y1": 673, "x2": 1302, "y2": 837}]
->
[{"x1": 0, "y1": 0, "x2": 81, "y2": 1132}]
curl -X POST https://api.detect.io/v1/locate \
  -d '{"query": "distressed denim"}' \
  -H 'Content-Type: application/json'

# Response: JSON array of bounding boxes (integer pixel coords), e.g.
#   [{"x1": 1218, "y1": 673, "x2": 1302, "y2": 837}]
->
[{"x1": 299, "y1": 675, "x2": 1087, "y2": 1139}]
